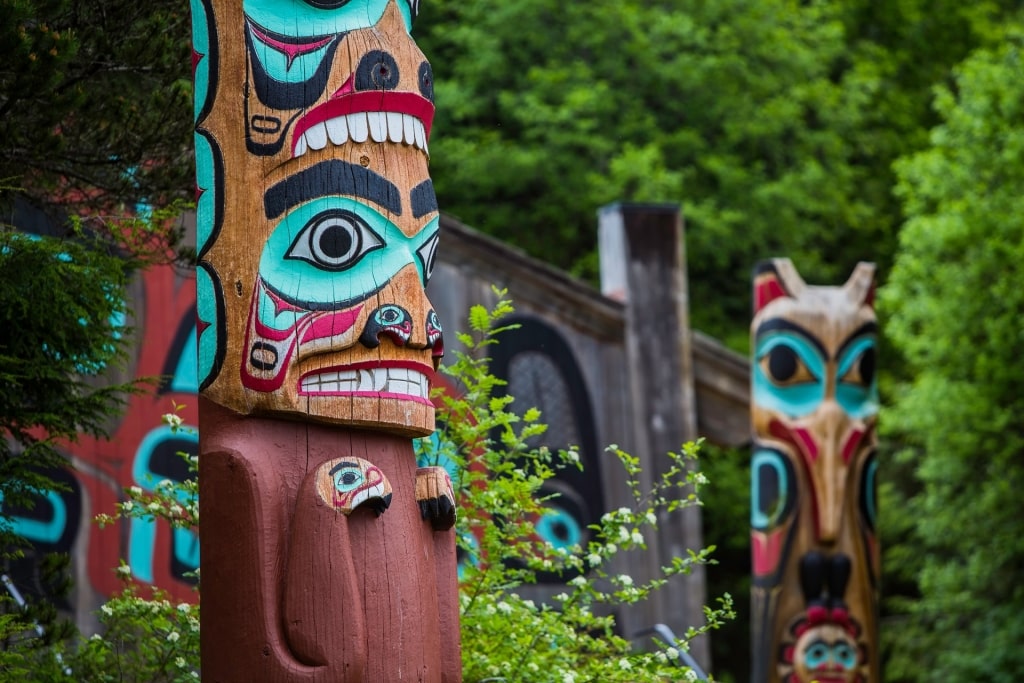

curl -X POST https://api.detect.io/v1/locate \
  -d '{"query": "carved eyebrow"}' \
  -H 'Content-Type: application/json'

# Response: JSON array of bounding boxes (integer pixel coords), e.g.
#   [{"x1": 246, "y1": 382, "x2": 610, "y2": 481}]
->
[
  {"x1": 264, "y1": 160, "x2": 401, "y2": 219},
  {"x1": 836, "y1": 322, "x2": 878, "y2": 360},
  {"x1": 754, "y1": 318, "x2": 827, "y2": 360},
  {"x1": 410, "y1": 179, "x2": 437, "y2": 218},
  {"x1": 328, "y1": 461, "x2": 361, "y2": 476}
]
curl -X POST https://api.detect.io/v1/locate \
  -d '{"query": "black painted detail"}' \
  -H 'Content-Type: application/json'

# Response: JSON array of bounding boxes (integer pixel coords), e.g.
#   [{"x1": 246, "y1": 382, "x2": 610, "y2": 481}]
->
[
  {"x1": 250, "y1": 341, "x2": 279, "y2": 371},
  {"x1": 418, "y1": 61, "x2": 434, "y2": 102},
  {"x1": 244, "y1": 23, "x2": 340, "y2": 111},
  {"x1": 767, "y1": 345, "x2": 798, "y2": 382},
  {"x1": 264, "y1": 160, "x2": 401, "y2": 219},
  {"x1": 304, "y1": 0, "x2": 354, "y2": 8},
  {"x1": 284, "y1": 209, "x2": 385, "y2": 272},
  {"x1": 355, "y1": 50, "x2": 400, "y2": 91},
  {"x1": 249, "y1": 115, "x2": 281, "y2": 134},
  {"x1": 410, "y1": 179, "x2": 437, "y2": 218}
]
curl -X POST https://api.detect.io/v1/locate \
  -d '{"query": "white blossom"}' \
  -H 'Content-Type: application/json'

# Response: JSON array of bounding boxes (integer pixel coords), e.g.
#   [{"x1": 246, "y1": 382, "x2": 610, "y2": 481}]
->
[
  {"x1": 617, "y1": 574, "x2": 634, "y2": 587},
  {"x1": 618, "y1": 658, "x2": 632, "y2": 671},
  {"x1": 167, "y1": 631, "x2": 180, "y2": 643},
  {"x1": 129, "y1": 486, "x2": 143, "y2": 496},
  {"x1": 162, "y1": 413, "x2": 184, "y2": 429},
  {"x1": 100, "y1": 604, "x2": 113, "y2": 616},
  {"x1": 587, "y1": 553, "x2": 602, "y2": 567},
  {"x1": 631, "y1": 530, "x2": 644, "y2": 544}
]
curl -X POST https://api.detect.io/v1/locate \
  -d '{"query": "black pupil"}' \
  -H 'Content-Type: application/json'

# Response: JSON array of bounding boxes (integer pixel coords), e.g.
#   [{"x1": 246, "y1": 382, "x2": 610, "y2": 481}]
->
[
  {"x1": 551, "y1": 520, "x2": 570, "y2": 542},
  {"x1": 757, "y1": 462, "x2": 780, "y2": 520},
  {"x1": 858, "y1": 348, "x2": 876, "y2": 386},
  {"x1": 341, "y1": 472, "x2": 357, "y2": 485},
  {"x1": 768, "y1": 345, "x2": 798, "y2": 382},
  {"x1": 382, "y1": 309, "x2": 399, "y2": 323},
  {"x1": 318, "y1": 223, "x2": 354, "y2": 260}
]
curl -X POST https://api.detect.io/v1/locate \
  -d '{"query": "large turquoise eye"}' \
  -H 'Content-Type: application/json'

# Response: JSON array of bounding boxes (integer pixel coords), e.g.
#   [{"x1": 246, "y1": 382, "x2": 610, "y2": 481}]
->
[
  {"x1": 834, "y1": 642, "x2": 857, "y2": 669},
  {"x1": 836, "y1": 335, "x2": 879, "y2": 419},
  {"x1": 803, "y1": 640, "x2": 830, "y2": 669},
  {"x1": 332, "y1": 466, "x2": 364, "y2": 492},
  {"x1": 753, "y1": 329, "x2": 825, "y2": 417},
  {"x1": 751, "y1": 448, "x2": 796, "y2": 531},
  {"x1": 285, "y1": 209, "x2": 384, "y2": 271}
]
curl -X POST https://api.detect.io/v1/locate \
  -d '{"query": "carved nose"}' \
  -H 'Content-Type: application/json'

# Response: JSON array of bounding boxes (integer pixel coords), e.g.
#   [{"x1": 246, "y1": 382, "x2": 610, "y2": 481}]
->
[{"x1": 814, "y1": 401, "x2": 851, "y2": 544}]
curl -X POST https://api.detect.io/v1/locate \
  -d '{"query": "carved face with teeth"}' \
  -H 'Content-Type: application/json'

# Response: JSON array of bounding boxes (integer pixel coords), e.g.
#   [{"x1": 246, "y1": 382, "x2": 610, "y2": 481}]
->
[
  {"x1": 194, "y1": 0, "x2": 442, "y2": 434},
  {"x1": 241, "y1": 0, "x2": 431, "y2": 160}
]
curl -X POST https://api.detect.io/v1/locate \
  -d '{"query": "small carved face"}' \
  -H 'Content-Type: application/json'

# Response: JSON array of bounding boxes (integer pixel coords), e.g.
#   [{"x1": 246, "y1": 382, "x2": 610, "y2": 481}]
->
[
  {"x1": 791, "y1": 623, "x2": 862, "y2": 683},
  {"x1": 314, "y1": 457, "x2": 392, "y2": 515}
]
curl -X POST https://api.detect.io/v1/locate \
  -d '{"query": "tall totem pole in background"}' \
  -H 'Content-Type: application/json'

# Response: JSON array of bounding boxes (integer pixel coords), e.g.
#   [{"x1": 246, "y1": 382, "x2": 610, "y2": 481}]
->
[
  {"x1": 750, "y1": 259, "x2": 879, "y2": 683},
  {"x1": 191, "y1": 0, "x2": 460, "y2": 679}
]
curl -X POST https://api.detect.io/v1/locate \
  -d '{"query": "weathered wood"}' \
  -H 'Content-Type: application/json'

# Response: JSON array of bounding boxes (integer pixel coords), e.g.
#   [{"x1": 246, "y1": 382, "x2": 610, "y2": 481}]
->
[
  {"x1": 750, "y1": 259, "x2": 879, "y2": 683},
  {"x1": 597, "y1": 202, "x2": 709, "y2": 668},
  {"x1": 193, "y1": 0, "x2": 459, "y2": 679}
]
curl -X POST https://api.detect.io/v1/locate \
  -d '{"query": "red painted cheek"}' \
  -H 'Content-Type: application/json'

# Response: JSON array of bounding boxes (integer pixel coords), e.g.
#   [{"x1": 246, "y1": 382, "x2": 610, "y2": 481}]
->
[{"x1": 753, "y1": 530, "x2": 784, "y2": 577}]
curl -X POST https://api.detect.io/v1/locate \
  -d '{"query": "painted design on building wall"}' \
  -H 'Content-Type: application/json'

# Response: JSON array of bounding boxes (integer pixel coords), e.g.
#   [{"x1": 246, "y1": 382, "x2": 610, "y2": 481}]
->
[
  {"x1": 490, "y1": 316, "x2": 604, "y2": 583},
  {"x1": 2, "y1": 263, "x2": 200, "y2": 607},
  {"x1": 194, "y1": 0, "x2": 441, "y2": 435},
  {"x1": 750, "y1": 258, "x2": 878, "y2": 683},
  {"x1": 314, "y1": 457, "x2": 393, "y2": 516}
]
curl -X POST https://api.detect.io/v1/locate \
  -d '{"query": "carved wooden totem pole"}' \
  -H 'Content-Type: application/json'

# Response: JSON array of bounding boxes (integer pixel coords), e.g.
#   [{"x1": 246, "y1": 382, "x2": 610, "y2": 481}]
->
[
  {"x1": 750, "y1": 259, "x2": 879, "y2": 683},
  {"x1": 191, "y1": 0, "x2": 460, "y2": 680}
]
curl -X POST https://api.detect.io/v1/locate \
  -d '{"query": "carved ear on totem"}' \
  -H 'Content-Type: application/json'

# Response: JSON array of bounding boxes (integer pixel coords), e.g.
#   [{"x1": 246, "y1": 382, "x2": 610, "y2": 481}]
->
[
  {"x1": 844, "y1": 262, "x2": 876, "y2": 309},
  {"x1": 753, "y1": 258, "x2": 806, "y2": 314}
]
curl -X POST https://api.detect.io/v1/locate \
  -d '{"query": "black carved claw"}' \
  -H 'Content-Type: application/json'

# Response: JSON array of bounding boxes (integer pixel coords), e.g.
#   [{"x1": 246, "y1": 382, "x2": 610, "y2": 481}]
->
[{"x1": 419, "y1": 494, "x2": 456, "y2": 531}]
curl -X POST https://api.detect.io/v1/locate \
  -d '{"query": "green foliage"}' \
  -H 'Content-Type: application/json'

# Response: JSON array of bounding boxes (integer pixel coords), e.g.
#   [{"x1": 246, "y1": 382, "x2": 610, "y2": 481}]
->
[
  {"x1": 0, "y1": 0, "x2": 193, "y2": 211},
  {"x1": 880, "y1": 26, "x2": 1024, "y2": 682},
  {"x1": 428, "y1": 290, "x2": 734, "y2": 681}
]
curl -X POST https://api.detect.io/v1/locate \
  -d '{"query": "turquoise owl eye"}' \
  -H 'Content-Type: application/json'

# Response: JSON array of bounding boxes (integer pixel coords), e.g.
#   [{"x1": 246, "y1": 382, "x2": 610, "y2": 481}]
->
[
  {"x1": 753, "y1": 327, "x2": 826, "y2": 418},
  {"x1": 285, "y1": 209, "x2": 384, "y2": 272}
]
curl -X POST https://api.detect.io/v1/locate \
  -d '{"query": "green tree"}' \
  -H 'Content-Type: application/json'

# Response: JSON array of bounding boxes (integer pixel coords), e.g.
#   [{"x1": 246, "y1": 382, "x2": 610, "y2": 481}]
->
[
  {"x1": 0, "y1": 0, "x2": 193, "y2": 213},
  {"x1": 881, "y1": 26, "x2": 1024, "y2": 682}
]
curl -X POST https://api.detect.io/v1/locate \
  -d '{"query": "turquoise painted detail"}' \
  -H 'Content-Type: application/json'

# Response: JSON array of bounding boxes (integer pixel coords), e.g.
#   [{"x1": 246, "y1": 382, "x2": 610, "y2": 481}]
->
[
  {"x1": 243, "y1": 0, "x2": 411, "y2": 38},
  {"x1": 129, "y1": 426, "x2": 199, "y2": 584},
  {"x1": 536, "y1": 505, "x2": 582, "y2": 551},
  {"x1": 190, "y1": 0, "x2": 211, "y2": 123},
  {"x1": 836, "y1": 335, "x2": 879, "y2": 419},
  {"x1": 247, "y1": 28, "x2": 336, "y2": 83},
  {"x1": 751, "y1": 449, "x2": 789, "y2": 531},
  {"x1": 194, "y1": 133, "x2": 215, "y2": 254},
  {"x1": 0, "y1": 489, "x2": 66, "y2": 545},
  {"x1": 863, "y1": 457, "x2": 877, "y2": 527},
  {"x1": 196, "y1": 265, "x2": 219, "y2": 388},
  {"x1": 259, "y1": 198, "x2": 438, "y2": 313},
  {"x1": 170, "y1": 325, "x2": 200, "y2": 394},
  {"x1": 752, "y1": 331, "x2": 825, "y2": 418}
]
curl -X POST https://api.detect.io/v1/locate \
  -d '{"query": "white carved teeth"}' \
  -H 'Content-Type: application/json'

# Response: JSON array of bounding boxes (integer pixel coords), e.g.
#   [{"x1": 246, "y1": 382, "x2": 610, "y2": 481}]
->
[
  {"x1": 301, "y1": 367, "x2": 429, "y2": 399},
  {"x1": 294, "y1": 112, "x2": 428, "y2": 158}
]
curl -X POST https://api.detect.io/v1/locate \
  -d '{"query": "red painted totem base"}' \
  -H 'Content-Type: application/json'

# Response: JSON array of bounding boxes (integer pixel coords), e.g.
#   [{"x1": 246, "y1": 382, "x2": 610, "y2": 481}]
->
[{"x1": 199, "y1": 399, "x2": 461, "y2": 682}]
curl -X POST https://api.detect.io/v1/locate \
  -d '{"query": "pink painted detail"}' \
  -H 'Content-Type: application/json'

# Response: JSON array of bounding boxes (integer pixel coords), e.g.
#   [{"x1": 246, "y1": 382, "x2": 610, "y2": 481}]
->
[
  {"x1": 841, "y1": 428, "x2": 864, "y2": 465},
  {"x1": 331, "y1": 74, "x2": 355, "y2": 98},
  {"x1": 291, "y1": 91, "x2": 436, "y2": 156},
  {"x1": 770, "y1": 420, "x2": 819, "y2": 464},
  {"x1": 333, "y1": 465, "x2": 385, "y2": 510},
  {"x1": 864, "y1": 283, "x2": 876, "y2": 308},
  {"x1": 299, "y1": 307, "x2": 363, "y2": 345},
  {"x1": 194, "y1": 184, "x2": 205, "y2": 203},
  {"x1": 247, "y1": 21, "x2": 335, "y2": 70},
  {"x1": 192, "y1": 49, "x2": 203, "y2": 79},
  {"x1": 320, "y1": 391, "x2": 433, "y2": 406},
  {"x1": 755, "y1": 278, "x2": 787, "y2": 312},
  {"x1": 752, "y1": 530, "x2": 783, "y2": 577}
]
